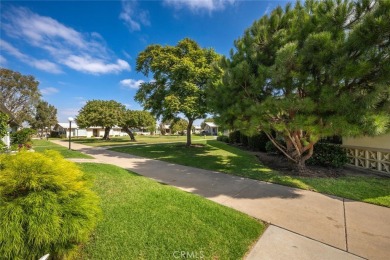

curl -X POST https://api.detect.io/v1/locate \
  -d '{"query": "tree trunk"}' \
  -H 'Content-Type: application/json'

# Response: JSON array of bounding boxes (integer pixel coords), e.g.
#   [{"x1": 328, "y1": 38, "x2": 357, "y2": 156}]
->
[
  {"x1": 102, "y1": 127, "x2": 111, "y2": 140},
  {"x1": 186, "y1": 119, "x2": 193, "y2": 147},
  {"x1": 123, "y1": 126, "x2": 136, "y2": 141}
]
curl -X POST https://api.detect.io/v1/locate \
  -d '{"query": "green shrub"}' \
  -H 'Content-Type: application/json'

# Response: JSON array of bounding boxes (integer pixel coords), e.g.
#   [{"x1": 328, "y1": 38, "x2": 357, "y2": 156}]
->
[
  {"x1": 240, "y1": 133, "x2": 248, "y2": 146},
  {"x1": 265, "y1": 141, "x2": 278, "y2": 154},
  {"x1": 307, "y1": 143, "x2": 348, "y2": 168},
  {"x1": 10, "y1": 128, "x2": 36, "y2": 145},
  {"x1": 217, "y1": 135, "x2": 230, "y2": 143},
  {"x1": 248, "y1": 132, "x2": 269, "y2": 152},
  {"x1": 0, "y1": 151, "x2": 101, "y2": 259},
  {"x1": 229, "y1": 130, "x2": 241, "y2": 143}
]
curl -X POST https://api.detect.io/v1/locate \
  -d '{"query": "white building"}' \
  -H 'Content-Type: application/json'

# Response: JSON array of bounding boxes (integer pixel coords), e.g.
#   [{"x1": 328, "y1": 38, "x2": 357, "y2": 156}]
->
[
  {"x1": 54, "y1": 123, "x2": 127, "y2": 138},
  {"x1": 203, "y1": 122, "x2": 219, "y2": 136}
]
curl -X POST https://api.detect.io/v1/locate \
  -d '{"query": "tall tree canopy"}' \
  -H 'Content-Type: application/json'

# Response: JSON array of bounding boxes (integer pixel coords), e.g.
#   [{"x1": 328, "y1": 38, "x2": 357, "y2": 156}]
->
[
  {"x1": 76, "y1": 100, "x2": 125, "y2": 140},
  {"x1": 210, "y1": 0, "x2": 390, "y2": 172},
  {"x1": 135, "y1": 38, "x2": 221, "y2": 146},
  {"x1": 30, "y1": 100, "x2": 58, "y2": 134},
  {"x1": 0, "y1": 68, "x2": 41, "y2": 124},
  {"x1": 120, "y1": 110, "x2": 156, "y2": 141}
]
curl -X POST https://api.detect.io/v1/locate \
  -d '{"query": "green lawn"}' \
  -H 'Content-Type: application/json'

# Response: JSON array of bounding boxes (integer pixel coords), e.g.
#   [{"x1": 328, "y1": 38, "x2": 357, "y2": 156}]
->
[
  {"x1": 72, "y1": 135, "x2": 215, "y2": 147},
  {"x1": 111, "y1": 140, "x2": 390, "y2": 207},
  {"x1": 32, "y1": 139, "x2": 94, "y2": 159},
  {"x1": 77, "y1": 163, "x2": 264, "y2": 259}
]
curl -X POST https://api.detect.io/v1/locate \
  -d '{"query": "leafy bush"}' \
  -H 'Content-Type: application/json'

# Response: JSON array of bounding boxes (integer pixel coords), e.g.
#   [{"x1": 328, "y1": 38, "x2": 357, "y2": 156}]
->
[
  {"x1": 240, "y1": 133, "x2": 248, "y2": 146},
  {"x1": 307, "y1": 143, "x2": 348, "y2": 168},
  {"x1": 10, "y1": 128, "x2": 36, "y2": 145},
  {"x1": 0, "y1": 151, "x2": 101, "y2": 259},
  {"x1": 217, "y1": 135, "x2": 230, "y2": 143},
  {"x1": 248, "y1": 132, "x2": 269, "y2": 152},
  {"x1": 229, "y1": 130, "x2": 241, "y2": 143},
  {"x1": 265, "y1": 141, "x2": 279, "y2": 154},
  {"x1": 265, "y1": 137, "x2": 286, "y2": 155}
]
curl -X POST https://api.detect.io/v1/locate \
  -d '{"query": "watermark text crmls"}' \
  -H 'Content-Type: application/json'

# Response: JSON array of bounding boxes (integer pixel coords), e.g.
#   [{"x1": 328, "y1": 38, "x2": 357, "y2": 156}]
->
[{"x1": 173, "y1": 250, "x2": 205, "y2": 259}]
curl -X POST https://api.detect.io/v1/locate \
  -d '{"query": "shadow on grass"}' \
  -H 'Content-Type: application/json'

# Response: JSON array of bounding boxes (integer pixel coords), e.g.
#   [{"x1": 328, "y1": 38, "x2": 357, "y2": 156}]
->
[{"x1": 73, "y1": 141, "x2": 304, "y2": 201}]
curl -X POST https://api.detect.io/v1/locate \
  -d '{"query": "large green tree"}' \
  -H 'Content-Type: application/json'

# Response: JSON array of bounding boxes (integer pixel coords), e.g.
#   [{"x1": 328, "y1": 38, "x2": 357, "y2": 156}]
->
[
  {"x1": 210, "y1": 0, "x2": 390, "y2": 172},
  {"x1": 0, "y1": 68, "x2": 41, "y2": 124},
  {"x1": 76, "y1": 100, "x2": 125, "y2": 140},
  {"x1": 135, "y1": 38, "x2": 221, "y2": 146},
  {"x1": 120, "y1": 110, "x2": 156, "y2": 141},
  {"x1": 30, "y1": 100, "x2": 58, "y2": 136}
]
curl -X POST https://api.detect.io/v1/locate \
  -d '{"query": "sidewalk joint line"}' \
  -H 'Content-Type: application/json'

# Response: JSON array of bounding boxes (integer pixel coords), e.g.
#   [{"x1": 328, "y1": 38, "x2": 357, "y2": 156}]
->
[
  {"x1": 343, "y1": 198, "x2": 349, "y2": 252},
  {"x1": 270, "y1": 224, "x2": 367, "y2": 259}
]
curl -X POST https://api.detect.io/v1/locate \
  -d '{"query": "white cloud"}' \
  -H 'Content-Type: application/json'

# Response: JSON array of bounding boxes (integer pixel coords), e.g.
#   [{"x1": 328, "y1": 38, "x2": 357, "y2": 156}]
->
[
  {"x1": 120, "y1": 78, "x2": 145, "y2": 89},
  {"x1": 163, "y1": 0, "x2": 236, "y2": 12},
  {"x1": 41, "y1": 87, "x2": 59, "y2": 95},
  {"x1": 2, "y1": 6, "x2": 130, "y2": 75},
  {"x1": 120, "y1": 0, "x2": 150, "y2": 32},
  {"x1": 63, "y1": 55, "x2": 130, "y2": 74},
  {"x1": 0, "y1": 39, "x2": 62, "y2": 73}
]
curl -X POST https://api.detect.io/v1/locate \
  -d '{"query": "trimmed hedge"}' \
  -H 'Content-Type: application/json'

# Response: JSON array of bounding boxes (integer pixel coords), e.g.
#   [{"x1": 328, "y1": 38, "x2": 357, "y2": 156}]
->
[
  {"x1": 0, "y1": 151, "x2": 101, "y2": 259},
  {"x1": 307, "y1": 143, "x2": 348, "y2": 168},
  {"x1": 217, "y1": 135, "x2": 230, "y2": 143},
  {"x1": 229, "y1": 130, "x2": 241, "y2": 144}
]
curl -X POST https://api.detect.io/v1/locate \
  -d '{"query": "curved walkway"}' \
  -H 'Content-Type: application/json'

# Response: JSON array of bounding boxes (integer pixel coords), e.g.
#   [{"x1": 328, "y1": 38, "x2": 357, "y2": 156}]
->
[{"x1": 52, "y1": 140, "x2": 390, "y2": 260}]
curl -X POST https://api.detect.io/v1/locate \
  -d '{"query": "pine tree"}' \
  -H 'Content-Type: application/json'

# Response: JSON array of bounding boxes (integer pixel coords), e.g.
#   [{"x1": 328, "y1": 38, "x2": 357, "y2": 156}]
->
[{"x1": 210, "y1": 0, "x2": 390, "y2": 173}]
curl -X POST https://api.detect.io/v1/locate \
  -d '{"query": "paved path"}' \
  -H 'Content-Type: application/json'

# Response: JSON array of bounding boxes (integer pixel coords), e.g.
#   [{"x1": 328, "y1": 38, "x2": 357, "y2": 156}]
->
[{"x1": 53, "y1": 140, "x2": 390, "y2": 259}]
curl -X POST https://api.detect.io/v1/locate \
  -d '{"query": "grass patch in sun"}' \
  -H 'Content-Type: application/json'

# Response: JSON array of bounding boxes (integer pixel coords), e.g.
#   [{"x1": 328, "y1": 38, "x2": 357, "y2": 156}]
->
[
  {"x1": 72, "y1": 135, "x2": 215, "y2": 147},
  {"x1": 32, "y1": 139, "x2": 94, "y2": 159},
  {"x1": 77, "y1": 163, "x2": 264, "y2": 259}
]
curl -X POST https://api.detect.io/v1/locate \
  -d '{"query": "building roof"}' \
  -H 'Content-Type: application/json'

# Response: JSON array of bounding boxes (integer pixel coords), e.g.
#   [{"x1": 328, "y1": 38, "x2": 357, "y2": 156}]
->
[
  {"x1": 205, "y1": 122, "x2": 218, "y2": 128},
  {"x1": 193, "y1": 125, "x2": 202, "y2": 130},
  {"x1": 57, "y1": 122, "x2": 79, "y2": 129},
  {"x1": 57, "y1": 123, "x2": 122, "y2": 129}
]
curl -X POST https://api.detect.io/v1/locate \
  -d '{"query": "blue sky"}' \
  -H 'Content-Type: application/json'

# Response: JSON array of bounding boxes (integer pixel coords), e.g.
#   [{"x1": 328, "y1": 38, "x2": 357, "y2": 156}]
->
[{"x1": 0, "y1": 0, "x2": 288, "y2": 124}]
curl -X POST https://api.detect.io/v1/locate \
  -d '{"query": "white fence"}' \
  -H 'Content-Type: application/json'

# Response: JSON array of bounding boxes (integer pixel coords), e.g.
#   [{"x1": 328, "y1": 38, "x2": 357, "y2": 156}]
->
[{"x1": 343, "y1": 145, "x2": 390, "y2": 175}]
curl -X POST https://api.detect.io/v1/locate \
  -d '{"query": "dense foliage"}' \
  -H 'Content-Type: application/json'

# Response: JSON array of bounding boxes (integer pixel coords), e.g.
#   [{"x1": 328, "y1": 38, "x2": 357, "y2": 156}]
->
[
  {"x1": 10, "y1": 128, "x2": 35, "y2": 147},
  {"x1": 170, "y1": 118, "x2": 189, "y2": 135},
  {"x1": 30, "y1": 100, "x2": 58, "y2": 135},
  {"x1": 307, "y1": 143, "x2": 348, "y2": 168},
  {"x1": 0, "y1": 68, "x2": 41, "y2": 124},
  {"x1": 0, "y1": 151, "x2": 100, "y2": 259},
  {"x1": 0, "y1": 112, "x2": 8, "y2": 140},
  {"x1": 121, "y1": 110, "x2": 156, "y2": 141},
  {"x1": 210, "y1": 0, "x2": 390, "y2": 172},
  {"x1": 76, "y1": 100, "x2": 125, "y2": 140},
  {"x1": 136, "y1": 38, "x2": 221, "y2": 146}
]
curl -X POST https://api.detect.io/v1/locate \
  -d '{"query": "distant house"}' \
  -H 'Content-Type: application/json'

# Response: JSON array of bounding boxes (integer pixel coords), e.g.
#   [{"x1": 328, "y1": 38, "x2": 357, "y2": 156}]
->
[
  {"x1": 343, "y1": 134, "x2": 390, "y2": 174},
  {"x1": 203, "y1": 122, "x2": 219, "y2": 136},
  {"x1": 160, "y1": 124, "x2": 171, "y2": 135},
  {"x1": 0, "y1": 104, "x2": 18, "y2": 149},
  {"x1": 193, "y1": 125, "x2": 202, "y2": 134},
  {"x1": 53, "y1": 123, "x2": 126, "y2": 138}
]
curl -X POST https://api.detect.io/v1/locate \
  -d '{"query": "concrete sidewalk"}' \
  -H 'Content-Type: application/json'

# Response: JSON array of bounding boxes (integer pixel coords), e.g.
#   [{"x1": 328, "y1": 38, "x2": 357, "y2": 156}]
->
[{"x1": 52, "y1": 140, "x2": 390, "y2": 259}]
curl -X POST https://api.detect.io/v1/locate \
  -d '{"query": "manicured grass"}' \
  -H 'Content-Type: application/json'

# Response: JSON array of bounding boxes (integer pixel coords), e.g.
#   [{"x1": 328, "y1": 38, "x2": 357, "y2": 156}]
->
[
  {"x1": 77, "y1": 163, "x2": 264, "y2": 259},
  {"x1": 32, "y1": 139, "x2": 94, "y2": 159},
  {"x1": 111, "y1": 140, "x2": 390, "y2": 207},
  {"x1": 72, "y1": 135, "x2": 215, "y2": 147}
]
